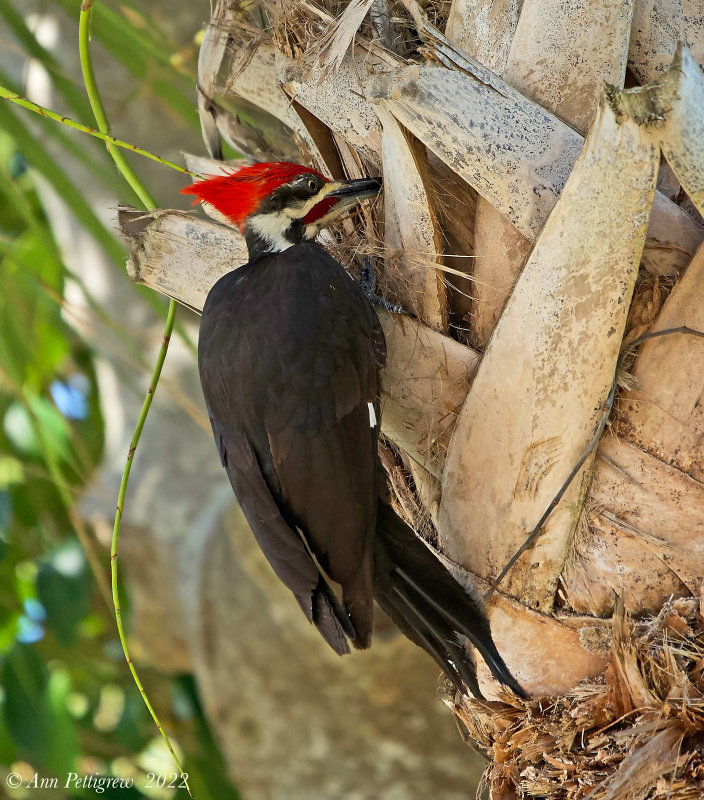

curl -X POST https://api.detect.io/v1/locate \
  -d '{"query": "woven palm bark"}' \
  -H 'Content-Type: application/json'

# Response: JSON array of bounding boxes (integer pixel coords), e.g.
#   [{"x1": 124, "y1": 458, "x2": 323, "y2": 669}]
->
[{"x1": 124, "y1": 2, "x2": 704, "y2": 797}]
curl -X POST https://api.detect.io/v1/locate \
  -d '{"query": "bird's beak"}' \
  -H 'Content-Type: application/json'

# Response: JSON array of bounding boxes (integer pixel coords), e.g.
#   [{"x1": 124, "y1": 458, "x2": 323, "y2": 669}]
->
[
  {"x1": 325, "y1": 176, "x2": 383, "y2": 203},
  {"x1": 308, "y1": 176, "x2": 382, "y2": 225},
  {"x1": 297, "y1": 176, "x2": 382, "y2": 230}
]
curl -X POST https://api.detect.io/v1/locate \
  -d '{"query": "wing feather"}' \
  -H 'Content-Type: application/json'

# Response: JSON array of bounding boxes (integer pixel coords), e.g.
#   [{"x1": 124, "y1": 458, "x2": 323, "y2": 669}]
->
[
  {"x1": 199, "y1": 243, "x2": 385, "y2": 652},
  {"x1": 213, "y1": 419, "x2": 353, "y2": 653}
]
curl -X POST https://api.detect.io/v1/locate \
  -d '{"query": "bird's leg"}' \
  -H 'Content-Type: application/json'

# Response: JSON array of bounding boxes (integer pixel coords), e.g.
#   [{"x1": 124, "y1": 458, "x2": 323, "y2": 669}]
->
[{"x1": 360, "y1": 256, "x2": 415, "y2": 316}]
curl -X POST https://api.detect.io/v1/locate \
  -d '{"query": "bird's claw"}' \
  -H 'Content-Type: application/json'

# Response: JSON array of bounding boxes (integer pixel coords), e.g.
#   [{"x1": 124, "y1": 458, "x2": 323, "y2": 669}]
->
[{"x1": 361, "y1": 257, "x2": 416, "y2": 317}]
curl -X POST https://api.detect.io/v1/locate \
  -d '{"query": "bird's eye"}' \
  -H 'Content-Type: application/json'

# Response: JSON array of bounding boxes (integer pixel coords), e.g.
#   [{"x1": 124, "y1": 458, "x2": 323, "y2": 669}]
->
[{"x1": 308, "y1": 179, "x2": 317, "y2": 190}]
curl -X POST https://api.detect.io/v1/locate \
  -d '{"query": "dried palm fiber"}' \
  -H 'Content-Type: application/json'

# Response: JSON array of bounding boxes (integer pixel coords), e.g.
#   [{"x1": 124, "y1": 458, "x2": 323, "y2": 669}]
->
[
  {"x1": 208, "y1": 1, "x2": 701, "y2": 313},
  {"x1": 374, "y1": 100, "x2": 457, "y2": 517},
  {"x1": 197, "y1": 3, "x2": 301, "y2": 162},
  {"x1": 123, "y1": 0, "x2": 704, "y2": 794},
  {"x1": 614, "y1": 45, "x2": 704, "y2": 220},
  {"x1": 274, "y1": 0, "x2": 447, "y2": 339},
  {"x1": 455, "y1": 596, "x2": 704, "y2": 800},
  {"x1": 216, "y1": 2, "x2": 471, "y2": 327},
  {"x1": 364, "y1": 13, "x2": 703, "y2": 663},
  {"x1": 561, "y1": 46, "x2": 704, "y2": 622},
  {"x1": 446, "y1": 0, "x2": 520, "y2": 76},
  {"x1": 614, "y1": 243, "x2": 704, "y2": 483},
  {"x1": 377, "y1": 106, "x2": 447, "y2": 333},
  {"x1": 379, "y1": 438, "x2": 439, "y2": 542},
  {"x1": 622, "y1": 272, "x2": 669, "y2": 348}
]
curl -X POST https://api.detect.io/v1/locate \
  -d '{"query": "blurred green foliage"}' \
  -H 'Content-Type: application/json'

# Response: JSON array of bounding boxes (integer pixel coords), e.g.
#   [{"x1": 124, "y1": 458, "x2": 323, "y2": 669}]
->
[{"x1": 0, "y1": 2, "x2": 240, "y2": 797}]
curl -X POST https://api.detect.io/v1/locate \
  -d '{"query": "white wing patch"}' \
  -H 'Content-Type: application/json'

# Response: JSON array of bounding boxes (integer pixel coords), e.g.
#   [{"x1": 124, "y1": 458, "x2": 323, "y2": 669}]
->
[{"x1": 367, "y1": 402, "x2": 377, "y2": 428}]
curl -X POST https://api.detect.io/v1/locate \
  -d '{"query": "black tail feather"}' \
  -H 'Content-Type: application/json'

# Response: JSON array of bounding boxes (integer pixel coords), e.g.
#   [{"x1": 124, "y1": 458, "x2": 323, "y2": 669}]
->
[
  {"x1": 382, "y1": 587, "x2": 469, "y2": 694},
  {"x1": 374, "y1": 501, "x2": 525, "y2": 698},
  {"x1": 306, "y1": 575, "x2": 355, "y2": 656},
  {"x1": 389, "y1": 583, "x2": 481, "y2": 696}
]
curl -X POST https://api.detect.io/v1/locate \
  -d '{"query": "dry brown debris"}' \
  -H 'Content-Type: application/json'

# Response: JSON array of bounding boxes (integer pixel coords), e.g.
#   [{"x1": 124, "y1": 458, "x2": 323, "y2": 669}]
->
[
  {"x1": 623, "y1": 272, "x2": 672, "y2": 347},
  {"x1": 456, "y1": 596, "x2": 704, "y2": 800},
  {"x1": 243, "y1": 0, "x2": 448, "y2": 67},
  {"x1": 379, "y1": 437, "x2": 437, "y2": 544}
]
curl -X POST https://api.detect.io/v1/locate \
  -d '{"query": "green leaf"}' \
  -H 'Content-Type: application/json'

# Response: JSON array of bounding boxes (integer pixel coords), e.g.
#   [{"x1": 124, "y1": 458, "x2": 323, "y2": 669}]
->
[
  {"x1": 184, "y1": 755, "x2": 242, "y2": 800},
  {"x1": 14, "y1": 560, "x2": 38, "y2": 603},
  {"x1": 0, "y1": 93, "x2": 127, "y2": 266},
  {"x1": 52, "y1": 0, "x2": 198, "y2": 128},
  {"x1": 44, "y1": 667, "x2": 80, "y2": 777},
  {"x1": 0, "y1": 233, "x2": 68, "y2": 388},
  {"x1": 151, "y1": 80, "x2": 199, "y2": 128},
  {"x1": 79, "y1": 1, "x2": 176, "y2": 69},
  {"x1": 0, "y1": 703, "x2": 17, "y2": 766},
  {"x1": 0, "y1": 104, "x2": 187, "y2": 335},
  {"x1": 3, "y1": 398, "x2": 72, "y2": 464},
  {"x1": 0, "y1": 68, "x2": 138, "y2": 203},
  {"x1": 2, "y1": 642, "x2": 48, "y2": 757},
  {"x1": 3, "y1": 403, "x2": 41, "y2": 457},
  {"x1": 0, "y1": 489, "x2": 10, "y2": 550},
  {"x1": 0, "y1": 456, "x2": 24, "y2": 488},
  {"x1": 0, "y1": 611, "x2": 20, "y2": 654},
  {"x1": 176, "y1": 676, "x2": 241, "y2": 799},
  {"x1": 0, "y1": 148, "x2": 55, "y2": 236},
  {"x1": 37, "y1": 560, "x2": 91, "y2": 646},
  {"x1": 113, "y1": 691, "x2": 147, "y2": 752},
  {"x1": 0, "y1": 0, "x2": 94, "y2": 121}
]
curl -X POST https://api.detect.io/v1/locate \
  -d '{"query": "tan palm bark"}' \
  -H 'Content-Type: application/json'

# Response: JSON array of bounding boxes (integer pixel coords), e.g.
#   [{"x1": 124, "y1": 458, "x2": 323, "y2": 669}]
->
[
  {"x1": 125, "y1": 2, "x2": 704, "y2": 797},
  {"x1": 440, "y1": 98, "x2": 659, "y2": 612},
  {"x1": 452, "y1": 0, "x2": 632, "y2": 347}
]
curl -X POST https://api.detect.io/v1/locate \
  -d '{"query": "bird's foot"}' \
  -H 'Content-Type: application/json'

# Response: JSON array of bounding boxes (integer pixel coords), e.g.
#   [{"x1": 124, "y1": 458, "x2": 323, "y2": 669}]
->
[{"x1": 360, "y1": 257, "x2": 416, "y2": 317}]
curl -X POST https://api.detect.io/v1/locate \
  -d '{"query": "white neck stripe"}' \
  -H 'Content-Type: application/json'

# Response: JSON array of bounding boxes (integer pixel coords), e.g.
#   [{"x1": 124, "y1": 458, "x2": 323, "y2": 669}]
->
[{"x1": 247, "y1": 212, "x2": 294, "y2": 253}]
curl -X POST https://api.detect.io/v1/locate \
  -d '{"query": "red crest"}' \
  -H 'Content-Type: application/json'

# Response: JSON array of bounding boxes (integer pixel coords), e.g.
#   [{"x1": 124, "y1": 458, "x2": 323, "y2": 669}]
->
[{"x1": 181, "y1": 162, "x2": 330, "y2": 231}]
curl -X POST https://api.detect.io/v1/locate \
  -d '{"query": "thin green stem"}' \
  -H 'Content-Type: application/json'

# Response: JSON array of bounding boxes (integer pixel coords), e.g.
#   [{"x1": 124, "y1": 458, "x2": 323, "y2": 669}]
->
[
  {"x1": 0, "y1": 84, "x2": 197, "y2": 178},
  {"x1": 109, "y1": 304, "x2": 190, "y2": 784},
  {"x1": 79, "y1": 3, "x2": 191, "y2": 795},
  {"x1": 78, "y1": 7, "x2": 156, "y2": 208}
]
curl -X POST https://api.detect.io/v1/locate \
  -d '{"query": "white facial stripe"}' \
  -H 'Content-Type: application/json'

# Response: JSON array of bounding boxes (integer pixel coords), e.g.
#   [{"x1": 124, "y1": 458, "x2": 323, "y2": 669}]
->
[
  {"x1": 368, "y1": 402, "x2": 377, "y2": 428},
  {"x1": 247, "y1": 212, "x2": 293, "y2": 252},
  {"x1": 282, "y1": 182, "x2": 342, "y2": 220},
  {"x1": 249, "y1": 180, "x2": 375, "y2": 245},
  {"x1": 282, "y1": 199, "x2": 314, "y2": 219}
]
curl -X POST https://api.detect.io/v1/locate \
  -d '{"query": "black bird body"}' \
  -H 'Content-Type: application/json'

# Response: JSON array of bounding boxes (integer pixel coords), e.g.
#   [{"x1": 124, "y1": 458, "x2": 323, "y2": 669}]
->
[
  {"x1": 188, "y1": 161, "x2": 523, "y2": 698},
  {"x1": 199, "y1": 243, "x2": 384, "y2": 653}
]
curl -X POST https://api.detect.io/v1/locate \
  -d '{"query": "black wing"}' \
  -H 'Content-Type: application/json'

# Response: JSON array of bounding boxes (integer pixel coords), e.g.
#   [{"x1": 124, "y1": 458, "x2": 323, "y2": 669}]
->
[{"x1": 198, "y1": 243, "x2": 386, "y2": 652}]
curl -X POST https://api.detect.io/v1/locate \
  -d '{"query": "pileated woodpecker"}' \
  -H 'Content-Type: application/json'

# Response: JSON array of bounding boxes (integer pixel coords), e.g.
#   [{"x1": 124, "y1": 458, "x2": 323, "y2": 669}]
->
[{"x1": 183, "y1": 162, "x2": 523, "y2": 698}]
